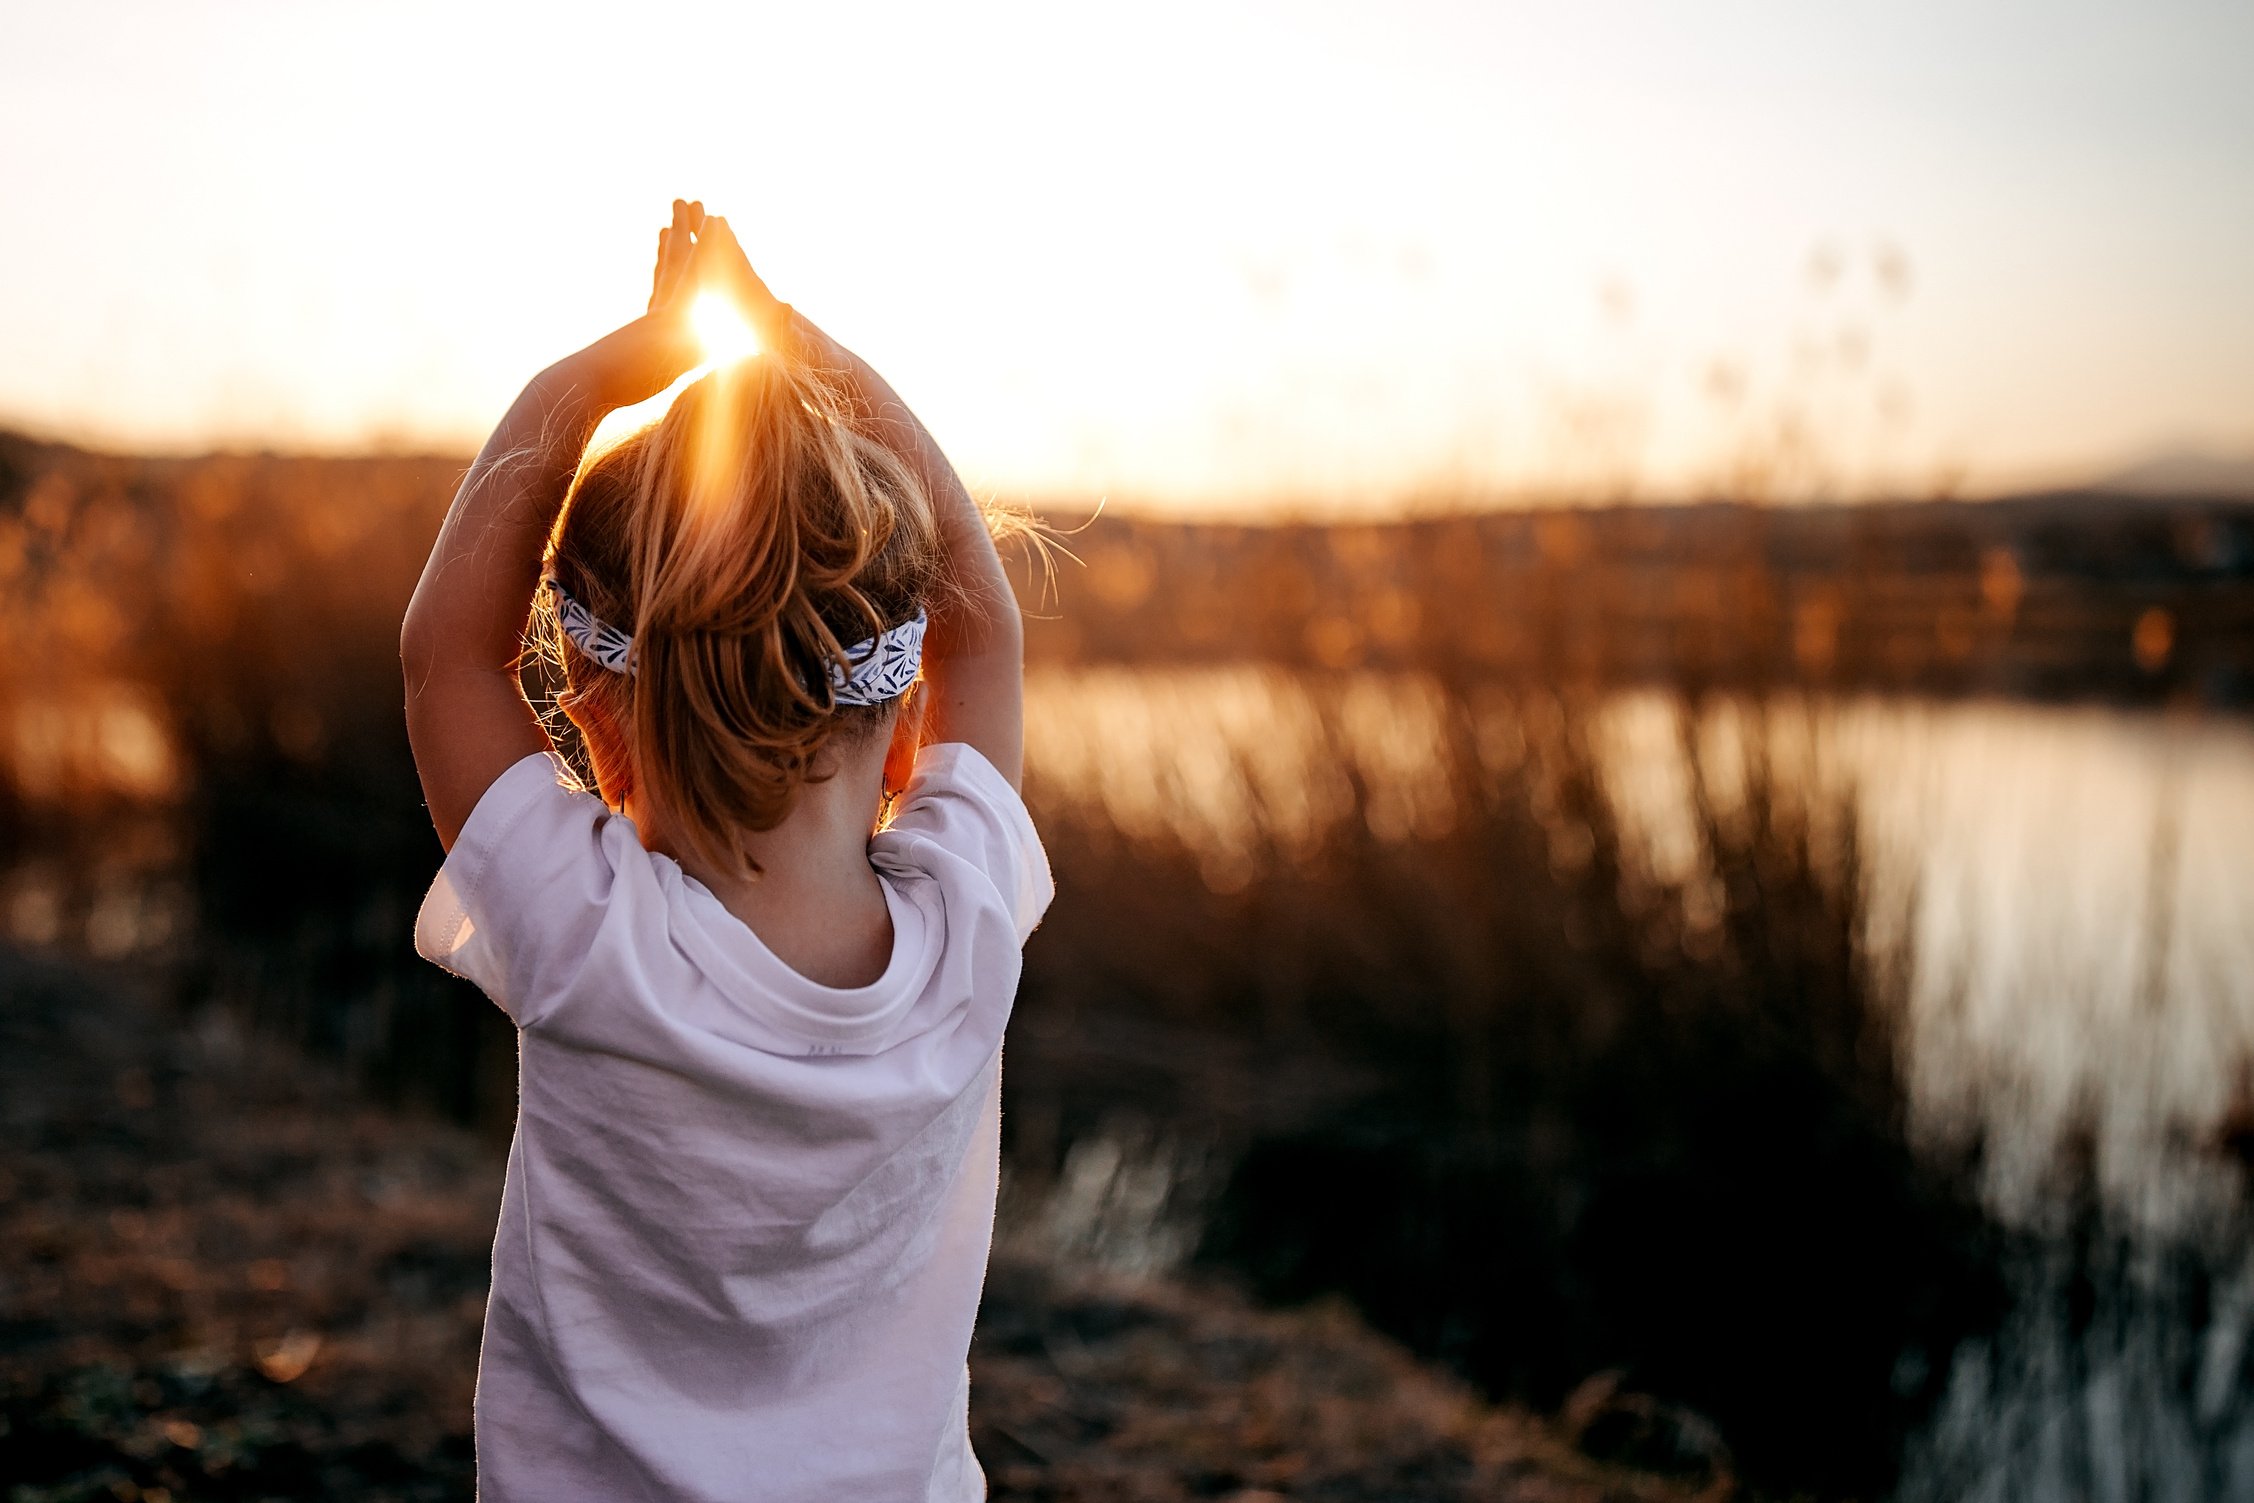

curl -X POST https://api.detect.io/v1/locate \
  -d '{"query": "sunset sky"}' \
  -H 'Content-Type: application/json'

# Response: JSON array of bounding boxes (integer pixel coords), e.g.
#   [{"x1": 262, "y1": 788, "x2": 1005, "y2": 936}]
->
[{"x1": 1, "y1": 0, "x2": 2249, "y2": 513}]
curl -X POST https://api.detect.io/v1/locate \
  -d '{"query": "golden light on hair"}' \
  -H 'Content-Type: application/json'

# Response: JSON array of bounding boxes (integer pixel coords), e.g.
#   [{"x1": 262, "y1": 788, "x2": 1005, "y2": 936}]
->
[
  {"x1": 690, "y1": 293, "x2": 762, "y2": 367},
  {"x1": 549, "y1": 349, "x2": 946, "y2": 878}
]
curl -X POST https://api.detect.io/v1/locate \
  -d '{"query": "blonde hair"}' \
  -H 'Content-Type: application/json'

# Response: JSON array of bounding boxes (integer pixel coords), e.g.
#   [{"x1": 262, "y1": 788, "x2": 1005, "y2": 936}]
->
[{"x1": 538, "y1": 353, "x2": 944, "y2": 876}]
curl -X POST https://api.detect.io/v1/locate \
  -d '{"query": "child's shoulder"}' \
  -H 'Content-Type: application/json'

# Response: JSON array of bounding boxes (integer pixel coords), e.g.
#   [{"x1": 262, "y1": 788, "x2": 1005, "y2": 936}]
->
[
  {"x1": 413, "y1": 750, "x2": 654, "y2": 1025},
  {"x1": 876, "y1": 743, "x2": 1052, "y2": 945}
]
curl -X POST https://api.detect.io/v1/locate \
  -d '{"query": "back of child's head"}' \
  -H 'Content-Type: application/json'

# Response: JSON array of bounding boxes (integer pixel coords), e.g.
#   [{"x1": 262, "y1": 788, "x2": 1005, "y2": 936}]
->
[{"x1": 542, "y1": 353, "x2": 944, "y2": 874}]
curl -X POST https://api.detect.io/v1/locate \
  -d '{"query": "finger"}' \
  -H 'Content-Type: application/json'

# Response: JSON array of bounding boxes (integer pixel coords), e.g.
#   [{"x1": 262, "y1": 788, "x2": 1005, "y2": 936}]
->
[
  {"x1": 648, "y1": 227, "x2": 672, "y2": 311},
  {"x1": 652, "y1": 202, "x2": 696, "y2": 309},
  {"x1": 701, "y1": 214, "x2": 744, "y2": 266},
  {"x1": 700, "y1": 216, "x2": 779, "y2": 309}
]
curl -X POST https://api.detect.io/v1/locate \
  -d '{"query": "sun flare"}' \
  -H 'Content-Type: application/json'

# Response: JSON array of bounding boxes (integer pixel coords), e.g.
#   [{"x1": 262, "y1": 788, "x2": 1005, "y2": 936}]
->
[{"x1": 690, "y1": 293, "x2": 762, "y2": 367}]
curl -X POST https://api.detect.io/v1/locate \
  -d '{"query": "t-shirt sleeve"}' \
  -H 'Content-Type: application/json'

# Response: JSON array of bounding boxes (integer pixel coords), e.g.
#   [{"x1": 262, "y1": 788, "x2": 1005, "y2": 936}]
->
[
  {"x1": 414, "y1": 750, "x2": 623, "y2": 1026},
  {"x1": 883, "y1": 742, "x2": 1054, "y2": 944}
]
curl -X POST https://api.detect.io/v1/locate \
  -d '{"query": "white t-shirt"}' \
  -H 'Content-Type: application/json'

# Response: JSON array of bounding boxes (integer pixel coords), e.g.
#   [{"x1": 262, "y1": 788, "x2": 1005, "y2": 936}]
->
[{"x1": 414, "y1": 742, "x2": 1052, "y2": 1503}]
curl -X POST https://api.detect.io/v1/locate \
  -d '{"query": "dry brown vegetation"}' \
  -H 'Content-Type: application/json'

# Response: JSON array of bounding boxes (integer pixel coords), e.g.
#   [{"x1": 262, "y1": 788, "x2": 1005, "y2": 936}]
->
[
  {"x1": 3, "y1": 429, "x2": 2243, "y2": 1497},
  {"x1": 1, "y1": 951, "x2": 1719, "y2": 1503}
]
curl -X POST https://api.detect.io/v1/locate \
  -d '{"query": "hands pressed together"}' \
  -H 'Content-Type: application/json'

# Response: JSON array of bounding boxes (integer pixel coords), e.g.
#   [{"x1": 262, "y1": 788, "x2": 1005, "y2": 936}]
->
[
  {"x1": 403, "y1": 193, "x2": 1023, "y2": 850},
  {"x1": 558, "y1": 198, "x2": 801, "y2": 413}
]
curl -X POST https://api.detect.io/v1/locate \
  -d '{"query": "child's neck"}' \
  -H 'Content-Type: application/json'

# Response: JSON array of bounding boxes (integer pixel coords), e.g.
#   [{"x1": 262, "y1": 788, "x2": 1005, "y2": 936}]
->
[{"x1": 635, "y1": 748, "x2": 897, "y2": 990}]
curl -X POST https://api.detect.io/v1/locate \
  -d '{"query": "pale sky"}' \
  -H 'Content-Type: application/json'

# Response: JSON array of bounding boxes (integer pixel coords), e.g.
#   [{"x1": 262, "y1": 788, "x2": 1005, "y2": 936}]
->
[{"x1": 1, "y1": 0, "x2": 2249, "y2": 513}]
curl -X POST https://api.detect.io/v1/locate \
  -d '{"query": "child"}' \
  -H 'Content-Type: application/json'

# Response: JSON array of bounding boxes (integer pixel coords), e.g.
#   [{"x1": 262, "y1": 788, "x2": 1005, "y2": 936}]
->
[{"x1": 400, "y1": 201, "x2": 1049, "y2": 1501}]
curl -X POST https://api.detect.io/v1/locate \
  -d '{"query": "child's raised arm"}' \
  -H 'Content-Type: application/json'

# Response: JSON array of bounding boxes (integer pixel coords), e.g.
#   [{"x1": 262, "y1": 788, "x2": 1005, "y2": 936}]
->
[
  {"x1": 813, "y1": 327, "x2": 1025, "y2": 788},
  {"x1": 401, "y1": 202, "x2": 707, "y2": 848},
  {"x1": 695, "y1": 216, "x2": 1025, "y2": 788}
]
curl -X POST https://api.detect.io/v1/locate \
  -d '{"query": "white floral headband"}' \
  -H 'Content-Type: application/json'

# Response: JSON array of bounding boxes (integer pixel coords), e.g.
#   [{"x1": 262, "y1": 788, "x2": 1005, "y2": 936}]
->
[{"x1": 545, "y1": 576, "x2": 925, "y2": 707}]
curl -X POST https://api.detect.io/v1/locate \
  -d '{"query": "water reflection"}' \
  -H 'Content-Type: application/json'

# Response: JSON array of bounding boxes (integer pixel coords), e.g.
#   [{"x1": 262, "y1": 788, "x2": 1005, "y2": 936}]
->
[
  {"x1": 1027, "y1": 673, "x2": 2254, "y2": 1224},
  {"x1": 6, "y1": 683, "x2": 179, "y2": 803},
  {"x1": 1022, "y1": 668, "x2": 2254, "y2": 1496}
]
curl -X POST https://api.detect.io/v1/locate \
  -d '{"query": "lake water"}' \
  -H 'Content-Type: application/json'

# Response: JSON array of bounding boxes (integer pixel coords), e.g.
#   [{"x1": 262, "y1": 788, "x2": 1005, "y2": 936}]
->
[{"x1": 1015, "y1": 668, "x2": 2254, "y2": 1499}]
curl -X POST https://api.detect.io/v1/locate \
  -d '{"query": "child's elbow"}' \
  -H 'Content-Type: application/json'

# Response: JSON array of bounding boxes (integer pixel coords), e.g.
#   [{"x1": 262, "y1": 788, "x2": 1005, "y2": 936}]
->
[{"x1": 399, "y1": 603, "x2": 444, "y2": 688}]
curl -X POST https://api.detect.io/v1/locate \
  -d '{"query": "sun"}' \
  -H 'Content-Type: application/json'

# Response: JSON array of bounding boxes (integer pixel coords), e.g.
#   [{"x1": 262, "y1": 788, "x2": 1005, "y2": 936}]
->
[
  {"x1": 689, "y1": 292, "x2": 762, "y2": 366},
  {"x1": 587, "y1": 292, "x2": 765, "y2": 454}
]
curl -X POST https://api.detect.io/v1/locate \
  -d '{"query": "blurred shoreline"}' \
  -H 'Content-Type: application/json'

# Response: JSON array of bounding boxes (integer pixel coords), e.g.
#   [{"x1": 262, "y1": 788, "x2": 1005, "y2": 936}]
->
[
  {"x1": 1035, "y1": 496, "x2": 2254, "y2": 707},
  {"x1": 7, "y1": 426, "x2": 2248, "y2": 710}
]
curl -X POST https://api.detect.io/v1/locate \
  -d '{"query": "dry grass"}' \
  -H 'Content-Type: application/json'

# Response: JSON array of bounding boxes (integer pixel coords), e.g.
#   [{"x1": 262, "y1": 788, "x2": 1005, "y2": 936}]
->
[
  {"x1": 0, "y1": 949, "x2": 1725, "y2": 1503},
  {"x1": 0, "y1": 432, "x2": 2010, "y2": 1496}
]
